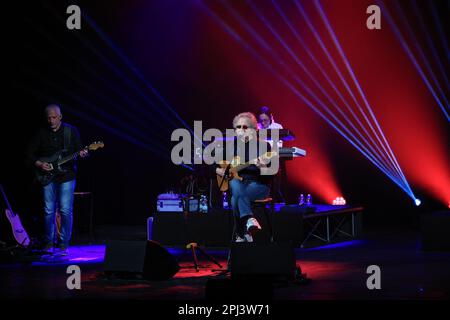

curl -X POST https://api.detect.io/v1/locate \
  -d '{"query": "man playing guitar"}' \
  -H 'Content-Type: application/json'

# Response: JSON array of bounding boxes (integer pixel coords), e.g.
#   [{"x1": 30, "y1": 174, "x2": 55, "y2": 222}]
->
[
  {"x1": 216, "y1": 112, "x2": 277, "y2": 242},
  {"x1": 26, "y1": 104, "x2": 88, "y2": 255}
]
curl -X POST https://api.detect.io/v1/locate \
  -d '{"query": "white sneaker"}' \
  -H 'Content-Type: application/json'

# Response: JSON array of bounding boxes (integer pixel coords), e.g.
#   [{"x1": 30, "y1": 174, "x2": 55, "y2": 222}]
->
[
  {"x1": 243, "y1": 233, "x2": 253, "y2": 242},
  {"x1": 235, "y1": 234, "x2": 254, "y2": 242},
  {"x1": 246, "y1": 217, "x2": 262, "y2": 234}
]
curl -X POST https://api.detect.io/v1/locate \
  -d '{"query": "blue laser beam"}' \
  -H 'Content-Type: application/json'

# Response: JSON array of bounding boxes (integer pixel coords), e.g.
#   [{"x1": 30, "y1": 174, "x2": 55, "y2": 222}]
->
[
  {"x1": 198, "y1": 0, "x2": 417, "y2": 201},
  {"x1": 396, "y1": 0, "x2": 449, "y2": 110},
  {"x1": 81, "y1": 12, "x2": 205, "y2": 147},
  {"x1": 314, "y1": 0, "x2": 416, "y2": 199},
  {"x1": 377, "y1": 0, "x2": 450, "y2": 122},
  {"x1": 429, "y1": 0, "x2": 449, "y2": 64},
  {"x1": 197, "y1": 0, "x2": 413, "y2": 197},
  {"x1": 21, "y1": 41, "x2": 173, "y2": 141},
  {"x1": 223, "y1": 0, "x2": 401, "y2": 178},
  {"x1": 294, "y1": 0, "x2": 407, "y2": 181},
  {"x1": 248, "y1": 0, "x2": 403, "y2": 177},
  {"x1": 39, "y1": 2, "x2": 184, "y2": 132}
]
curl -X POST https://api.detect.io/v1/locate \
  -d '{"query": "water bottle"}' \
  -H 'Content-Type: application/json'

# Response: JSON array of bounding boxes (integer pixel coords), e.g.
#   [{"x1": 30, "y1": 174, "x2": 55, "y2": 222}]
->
[
  {"x1": 306, "y1": 194, "x2": 312, "y2": 206},
  {"x1": 199, "y1": 195, "x2": 208, "y2": 213},
  {"x1": 147, "y1": 217, "x2": 153, "y2": 240},
  {"x1": 298, "y1": 194, "x2": 305, "y2": 205},
  {"x1": 223, "y1": 192, "x2": 229, "y2": 209}
]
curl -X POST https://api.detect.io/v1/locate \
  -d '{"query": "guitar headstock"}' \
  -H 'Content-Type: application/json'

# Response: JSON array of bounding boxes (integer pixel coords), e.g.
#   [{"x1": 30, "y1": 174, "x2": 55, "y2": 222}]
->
[{"x1": 88, "y1": 141, "x2": 105, "y2": 151}]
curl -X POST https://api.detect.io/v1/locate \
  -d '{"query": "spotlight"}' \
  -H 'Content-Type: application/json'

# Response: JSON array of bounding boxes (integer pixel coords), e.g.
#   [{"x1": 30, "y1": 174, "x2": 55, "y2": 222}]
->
[
  {"x1": 415, "y1": 198, "x2": 421, "y2": 206},
  {"x1": 332, "y1": 197, "x2": 346, "y2": 205}
]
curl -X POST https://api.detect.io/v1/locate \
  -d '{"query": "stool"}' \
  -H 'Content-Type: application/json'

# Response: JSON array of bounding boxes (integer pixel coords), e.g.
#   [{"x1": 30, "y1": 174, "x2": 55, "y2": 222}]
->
[{"x1": 252, "y1": 197, "x2": 275, "y2": 242}]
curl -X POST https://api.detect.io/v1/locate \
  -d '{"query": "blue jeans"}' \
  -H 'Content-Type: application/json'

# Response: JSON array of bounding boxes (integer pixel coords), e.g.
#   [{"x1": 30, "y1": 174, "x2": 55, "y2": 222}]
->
[
  {"x1": 43, "y1": 179, "x2": 76, "y2": 246},
  {"x1": 229, "y1": 179, "x2": 270, "y2": 219}
]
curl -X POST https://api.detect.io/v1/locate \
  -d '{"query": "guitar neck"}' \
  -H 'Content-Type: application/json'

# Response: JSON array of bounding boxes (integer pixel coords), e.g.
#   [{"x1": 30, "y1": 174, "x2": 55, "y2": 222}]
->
[
  {"x1": 233, "y1": 163, "x2": 252, "y2": 172},
  {"x1": 232, "y1": 152, "x2": 276, "y2": 172},
  {"x1": 57, "y1": 148, "x2": 84, "y2": 166},
  {"x1": 0, "y1": 184, "x2": 13, "y2": 212}
]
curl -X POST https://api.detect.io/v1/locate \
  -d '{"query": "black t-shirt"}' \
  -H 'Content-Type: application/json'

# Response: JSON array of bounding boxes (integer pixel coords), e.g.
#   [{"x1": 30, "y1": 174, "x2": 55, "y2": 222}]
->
[{"x1": 26, "y1": 123, "x2": 82, "y2": 183}]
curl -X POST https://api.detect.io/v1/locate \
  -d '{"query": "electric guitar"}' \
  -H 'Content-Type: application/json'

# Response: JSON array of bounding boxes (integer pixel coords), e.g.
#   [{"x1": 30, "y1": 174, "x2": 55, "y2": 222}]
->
[
  {"x1": 0, "y1": 184, "x2": 30, "y2": 247},
  {"x1": 216, "y1": 151, "x2": 278, "y2": 192},
  {"x1": 35, "y1": 141, "x2": 104, "y2": 186}
]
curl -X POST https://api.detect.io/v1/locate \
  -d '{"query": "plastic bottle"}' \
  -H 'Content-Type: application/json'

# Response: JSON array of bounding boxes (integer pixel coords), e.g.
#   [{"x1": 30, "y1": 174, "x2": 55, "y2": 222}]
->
[
  {"x1": 199, "y1": 195, "x2": 208, "y2": 213},
  {"x1": 298, "y1": 194, "x2": 305, "y2": 205},
  {"x1": 223, "y1": 192, "x2": 229, "y2": 209},
  {"x1": 306, "y1": 194, "x2": 312, "y2": 206}
]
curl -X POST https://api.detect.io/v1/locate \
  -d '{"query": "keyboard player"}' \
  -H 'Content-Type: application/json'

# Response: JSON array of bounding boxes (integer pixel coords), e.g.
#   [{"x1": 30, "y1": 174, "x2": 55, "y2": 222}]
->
[
  {"x1": 256, "y1": 106, "x2": 287, "y2": 202},
  {"x1": 257, "y1": 106, "x2": 284, "y2": 148}
]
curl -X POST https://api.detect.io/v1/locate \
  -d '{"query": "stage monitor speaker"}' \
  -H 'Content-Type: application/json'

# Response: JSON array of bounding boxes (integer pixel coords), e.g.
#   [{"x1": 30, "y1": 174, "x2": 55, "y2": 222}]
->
[
  {"x1": 104, "y1": 240, "x2": 180, "y2": 280},
  {"x1": 230, "y1": 242, "x2": 296, "y2": 281}
]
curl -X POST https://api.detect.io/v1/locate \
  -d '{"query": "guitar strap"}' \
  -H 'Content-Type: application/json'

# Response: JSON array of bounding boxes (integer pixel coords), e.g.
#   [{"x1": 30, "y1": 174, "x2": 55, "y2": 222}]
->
[{"x1": 63, "y1": 124, "x2": 71, "y2": 154}]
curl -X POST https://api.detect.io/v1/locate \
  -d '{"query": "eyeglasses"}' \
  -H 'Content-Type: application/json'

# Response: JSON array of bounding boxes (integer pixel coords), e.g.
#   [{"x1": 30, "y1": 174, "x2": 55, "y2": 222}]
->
[{"x1": 235, "y1": 125, "x2": 249, "y2": 130}]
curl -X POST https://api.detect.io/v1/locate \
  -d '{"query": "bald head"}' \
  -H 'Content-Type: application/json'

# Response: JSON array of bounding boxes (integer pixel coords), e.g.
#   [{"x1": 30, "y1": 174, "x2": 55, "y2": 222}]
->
[
  {"x1": 45, "y1": 104, "x2": 62, "y2": 131},
  {"x1": 45, "y1": 104, "x2": 61, "y2": 116}
]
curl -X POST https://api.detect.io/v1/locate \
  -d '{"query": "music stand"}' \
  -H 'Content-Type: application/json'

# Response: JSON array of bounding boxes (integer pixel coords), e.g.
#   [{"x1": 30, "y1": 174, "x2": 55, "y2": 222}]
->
[
  {"x1": 210, "y1": 166, "x2": 236, "y2": 274},
  {"x1": 181, "y1": 190, "x2": 225, "y2": 272}
]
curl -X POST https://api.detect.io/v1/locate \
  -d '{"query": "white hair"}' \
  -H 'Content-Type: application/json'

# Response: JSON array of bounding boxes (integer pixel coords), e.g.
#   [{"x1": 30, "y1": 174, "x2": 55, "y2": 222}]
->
[{"x1": 232, "y1": 112, "x2": 258, "y2": 129}]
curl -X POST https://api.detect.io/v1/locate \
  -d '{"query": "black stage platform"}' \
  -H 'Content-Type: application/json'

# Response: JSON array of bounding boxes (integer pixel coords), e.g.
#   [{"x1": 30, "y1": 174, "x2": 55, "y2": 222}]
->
[{"x1": 151, "y1": 204, "x2": 363, "y2": 247}]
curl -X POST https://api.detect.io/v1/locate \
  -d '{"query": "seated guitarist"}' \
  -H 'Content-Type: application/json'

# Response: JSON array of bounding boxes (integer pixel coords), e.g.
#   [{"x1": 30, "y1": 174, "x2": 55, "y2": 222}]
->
[
  {"x1": 216, "y1": 112, "x2": 277, "y2": 242},
  {"x1": 26, "y1": 104, "x2": 88, "y2": 254}
]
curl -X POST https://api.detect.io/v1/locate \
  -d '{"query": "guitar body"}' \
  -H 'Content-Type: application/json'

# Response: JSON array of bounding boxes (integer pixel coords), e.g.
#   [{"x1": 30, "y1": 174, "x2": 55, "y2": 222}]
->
[
  {"x1": 5, "y1": 209, "x2": 30, "y2": 247},
  {"x1": 216, "y1": 152, "x2": 276, "y2": 192},
  {"x1": 217, "y1": 162, "x2": 230, "y2": 192},
  {"x1": 35, "y1": 151, "x2": 67, "y2": 186},
  {"x1": 0, "y1": 184, "x2": 30, "y2": 248},
  {"x1": 216, "y1": 158, "x2": 244, "y2": 192}
]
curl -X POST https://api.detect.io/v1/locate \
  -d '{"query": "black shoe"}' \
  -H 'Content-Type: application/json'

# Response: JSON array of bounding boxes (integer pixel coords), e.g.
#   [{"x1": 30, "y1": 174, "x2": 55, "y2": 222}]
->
[
  {"x1": 43, "y1": 243, "x2": 54, "y2": 253},
  {"x1": 55, "y1": 244, "x2": 69, "y2": 256}
]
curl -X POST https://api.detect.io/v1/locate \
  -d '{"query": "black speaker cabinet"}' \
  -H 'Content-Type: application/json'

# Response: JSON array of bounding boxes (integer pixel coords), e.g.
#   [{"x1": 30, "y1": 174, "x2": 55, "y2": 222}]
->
[
  {"x1": 230, "y1": 242, "x2": 296, "y2": 280},
  {"x1": 104, "y1": 240, "x2": 180, "y2": 280}
]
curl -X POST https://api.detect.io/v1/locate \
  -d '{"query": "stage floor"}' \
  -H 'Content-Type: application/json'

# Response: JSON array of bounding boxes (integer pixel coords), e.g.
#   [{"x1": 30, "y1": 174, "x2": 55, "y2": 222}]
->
[{"x1": 1, "y1": 227, "x2": 449, "y2": 301}]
